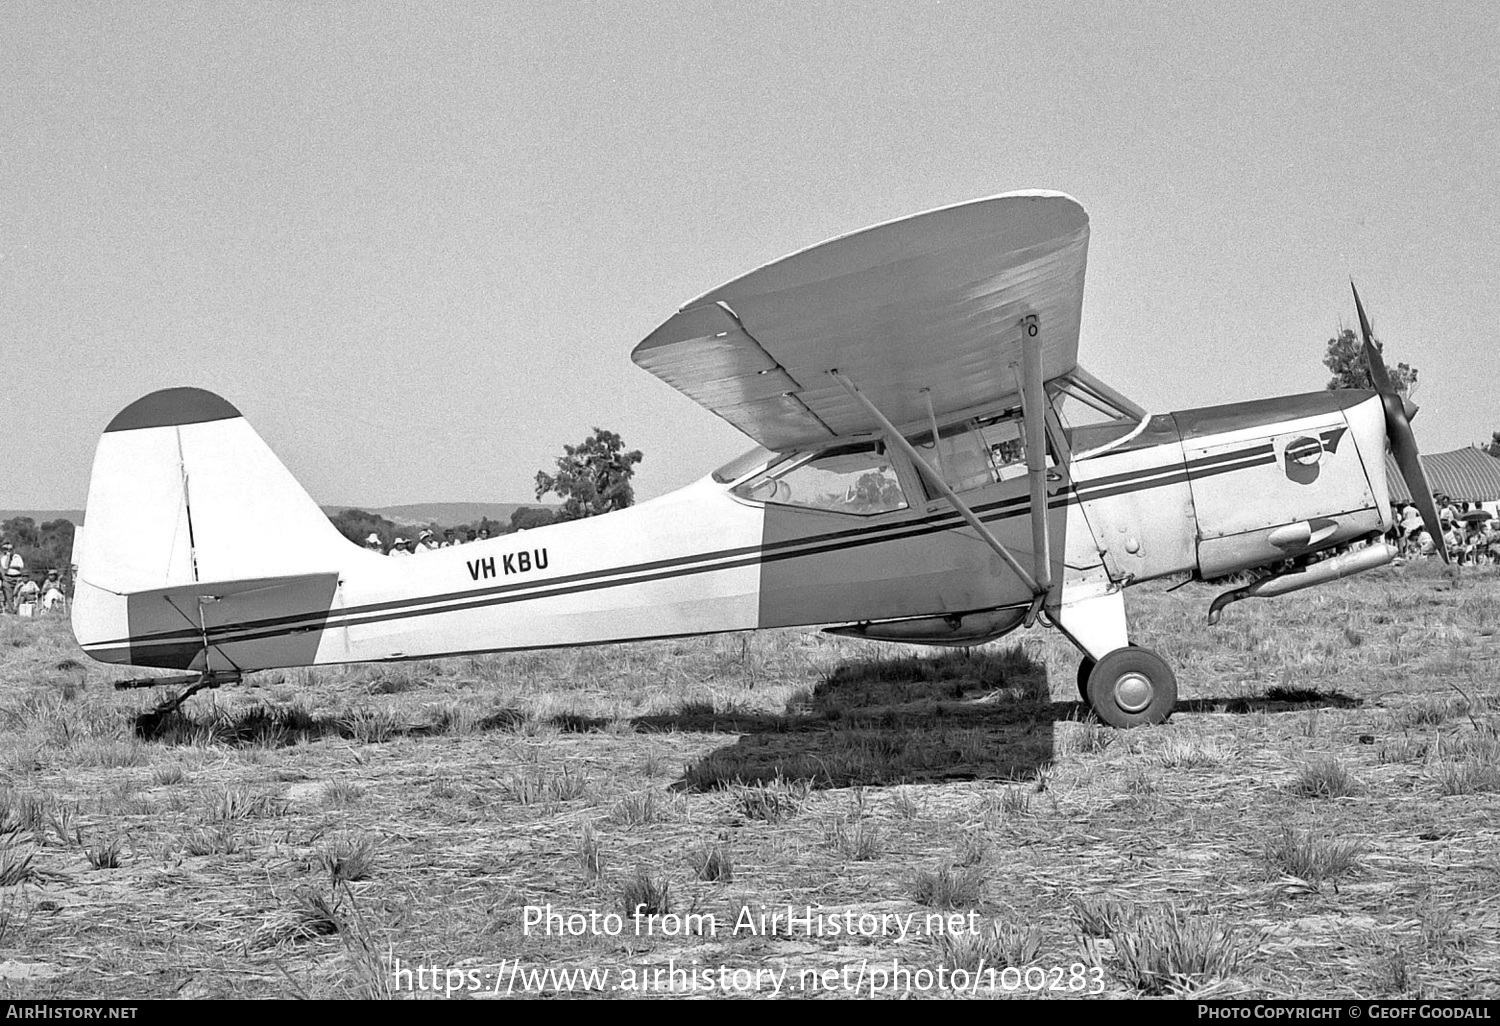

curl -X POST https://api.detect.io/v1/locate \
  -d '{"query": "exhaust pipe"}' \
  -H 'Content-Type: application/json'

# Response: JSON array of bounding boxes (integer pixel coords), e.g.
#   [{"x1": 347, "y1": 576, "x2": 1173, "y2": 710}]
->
[{"x1": 1208, "y1": 542, "x2": 1396, "y2": 625}]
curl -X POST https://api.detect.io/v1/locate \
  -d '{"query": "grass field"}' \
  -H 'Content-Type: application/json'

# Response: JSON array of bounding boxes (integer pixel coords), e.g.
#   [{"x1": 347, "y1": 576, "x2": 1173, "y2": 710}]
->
[{"x1": 0, "y1": 562, "x2": 1496, "y2": 999}]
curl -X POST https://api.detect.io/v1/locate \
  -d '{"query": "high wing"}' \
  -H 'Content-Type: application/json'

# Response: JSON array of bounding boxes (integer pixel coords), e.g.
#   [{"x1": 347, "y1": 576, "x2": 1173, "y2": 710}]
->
[{"x1": 632, "y1": 190, "x2": 1090, "y2": 449}]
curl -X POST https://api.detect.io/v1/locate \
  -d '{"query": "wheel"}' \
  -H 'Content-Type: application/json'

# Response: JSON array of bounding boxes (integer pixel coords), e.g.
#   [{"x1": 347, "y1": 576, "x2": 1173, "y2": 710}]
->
[
  {"x1": 1077, "y1": 642, "x2": 1137, "y2": 701},
  {"x1": 1076, "y1": 657, "x2": 1095, "y2": 701},
  {"x1": 1086, "y1": 646, "x2": 1177, "y2": 728}
]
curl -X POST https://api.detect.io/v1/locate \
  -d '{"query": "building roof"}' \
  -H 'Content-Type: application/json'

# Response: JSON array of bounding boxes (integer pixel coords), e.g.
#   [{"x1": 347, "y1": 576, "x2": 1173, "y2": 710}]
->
[{"x1": 1385, "y1": 447, "x2": 1500, "y2": 504}]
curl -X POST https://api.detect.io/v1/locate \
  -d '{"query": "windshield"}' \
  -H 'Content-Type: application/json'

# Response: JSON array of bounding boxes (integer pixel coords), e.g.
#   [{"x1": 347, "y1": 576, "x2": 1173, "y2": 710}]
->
[{"x1": 712, "y1": 445, "x2": 780, "y2": 484}]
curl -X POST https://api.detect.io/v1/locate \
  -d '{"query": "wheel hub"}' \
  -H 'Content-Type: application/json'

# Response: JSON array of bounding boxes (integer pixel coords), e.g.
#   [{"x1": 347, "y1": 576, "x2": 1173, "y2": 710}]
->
[{"x1": 1113, "y1": 672, "x2": 1154, "y2": 713}]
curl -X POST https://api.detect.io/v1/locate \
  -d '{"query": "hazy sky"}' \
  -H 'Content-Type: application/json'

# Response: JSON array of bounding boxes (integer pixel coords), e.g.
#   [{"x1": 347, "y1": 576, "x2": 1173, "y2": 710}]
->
[{"x1": 4, "y1": 1, "x2": 1497, "y2": 508}]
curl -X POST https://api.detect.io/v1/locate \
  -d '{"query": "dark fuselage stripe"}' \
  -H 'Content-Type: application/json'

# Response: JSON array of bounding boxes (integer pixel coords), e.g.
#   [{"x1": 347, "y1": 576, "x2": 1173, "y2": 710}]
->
[{"x1": 101, "y1": 443, "x2": 1277, "y2": 653}]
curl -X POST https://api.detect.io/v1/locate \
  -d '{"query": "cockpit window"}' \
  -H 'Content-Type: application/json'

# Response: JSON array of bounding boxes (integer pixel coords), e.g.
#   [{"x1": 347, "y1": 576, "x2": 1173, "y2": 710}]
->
[
  {"x1": 732, "y1": 442, "x2": 908, "y2": 516},
  {"x1": 1049, "y1": 367, "x2": 1150, "y2": 460},
  {"x1": 908, "y1": 411, "x2": 1046, "y2": 499},
  {"x1": 712, "y1": 445, "x2": 781, "y2": 484}
]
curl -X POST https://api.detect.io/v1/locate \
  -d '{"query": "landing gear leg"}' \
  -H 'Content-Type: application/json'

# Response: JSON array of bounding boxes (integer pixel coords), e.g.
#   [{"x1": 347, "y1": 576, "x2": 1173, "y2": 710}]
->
[{"x1": 1053, "y1": 588, "x2": 1175, "y2": 726}]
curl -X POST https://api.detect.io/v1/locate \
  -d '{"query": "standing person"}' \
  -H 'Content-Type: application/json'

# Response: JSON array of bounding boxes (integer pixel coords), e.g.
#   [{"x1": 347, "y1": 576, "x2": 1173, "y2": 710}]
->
[
  {"x1": 417, "y1": 530, "x2": 439, "y2": 552},
  {"x1": 441, "y1": 529, "x2": 457, "y2": 548},
  {"x1": 0, "y1": 542, "x2": 24, "y2": 614},
  {"x1": 1438, "y1": 494, "x2": 1458, "y2": 528},
  {"x1": 388, "y1": 537, "x2": 412, "y2": 557},
  {"x1": 1399, "y1": 504, "x2": 1422, "y2": 542},
  {"x1": 364, "y1": 533, "x2": 384, "y2": 553}
]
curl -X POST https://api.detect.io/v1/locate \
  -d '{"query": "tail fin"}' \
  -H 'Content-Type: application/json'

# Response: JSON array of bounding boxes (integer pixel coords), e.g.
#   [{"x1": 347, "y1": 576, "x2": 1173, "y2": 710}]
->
[{"x1": 73, "y1": 388, "x2": 349, "y2": 669}]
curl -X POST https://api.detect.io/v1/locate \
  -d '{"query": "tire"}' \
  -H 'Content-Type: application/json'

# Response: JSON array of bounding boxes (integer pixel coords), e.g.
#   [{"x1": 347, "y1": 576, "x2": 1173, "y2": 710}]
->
[
  {"x1": 1077, "y1": 642, "x2": 1137, "y2": 701},
  {"x1": 1086, "y1": 646, "x2": 1176, "y2": 728},
  {"x1": 1076, "y1": 657, "x2": 1095, "y2": 701}
]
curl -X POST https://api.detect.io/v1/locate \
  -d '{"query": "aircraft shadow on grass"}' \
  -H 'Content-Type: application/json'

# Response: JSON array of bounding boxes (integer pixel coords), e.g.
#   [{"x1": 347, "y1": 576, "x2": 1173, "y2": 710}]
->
[{"x1": 131, "y1": 650, "x2": 1358, "y2": 792}]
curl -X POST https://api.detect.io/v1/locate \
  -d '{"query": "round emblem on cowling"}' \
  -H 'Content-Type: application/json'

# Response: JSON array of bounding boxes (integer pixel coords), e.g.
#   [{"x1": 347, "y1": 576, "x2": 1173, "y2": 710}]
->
[{"x1": 1285, "y1": 436, "x2": 1324, "y2": 466}]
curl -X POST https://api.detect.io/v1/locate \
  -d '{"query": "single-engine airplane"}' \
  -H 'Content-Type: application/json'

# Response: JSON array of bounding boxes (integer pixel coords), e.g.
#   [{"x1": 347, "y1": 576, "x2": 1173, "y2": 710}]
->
[{"x1": 72, "y1": 191, "x2": 1446, "y2": 727}]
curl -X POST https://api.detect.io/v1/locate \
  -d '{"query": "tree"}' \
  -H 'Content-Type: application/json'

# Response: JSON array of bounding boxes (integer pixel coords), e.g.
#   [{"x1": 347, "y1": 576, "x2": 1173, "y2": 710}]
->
[
  {"x1": 1485, "y1": 432, "x2": 1500, "y2": 460},
  {"x1": 327, "y1": 508, "x2": 397, "y2": 548},
  {"x1": 509, "y1": 506, "x2": 557, "y2": 532},
  {"x1": 0, "y1": 516, "x2": 74, "y2": 575},
  {"x1": 1323, "y1": 327, "x2": 1417, "y2": 396},
  {"x1": 535, "y1": 428, "x2": 644, "y2": 521}
]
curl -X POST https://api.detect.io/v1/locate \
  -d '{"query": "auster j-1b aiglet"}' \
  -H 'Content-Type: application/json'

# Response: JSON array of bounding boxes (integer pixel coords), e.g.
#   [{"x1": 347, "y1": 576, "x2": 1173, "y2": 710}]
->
[{"x1": 71, "y1": 191, "x2": 1447, "y2": 727}]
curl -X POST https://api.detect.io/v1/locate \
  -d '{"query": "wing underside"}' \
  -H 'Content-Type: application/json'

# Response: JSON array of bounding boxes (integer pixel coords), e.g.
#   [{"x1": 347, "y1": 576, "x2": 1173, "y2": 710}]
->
[{"x1": 632, "y1": 190, "x2": 1090, "y2": 449}]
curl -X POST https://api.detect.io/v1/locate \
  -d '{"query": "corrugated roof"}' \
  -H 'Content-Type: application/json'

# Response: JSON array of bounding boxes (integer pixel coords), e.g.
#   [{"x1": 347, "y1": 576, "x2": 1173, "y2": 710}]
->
[{"x1": 1385, "y1": 447, "x2": 1500, "y2": 503}]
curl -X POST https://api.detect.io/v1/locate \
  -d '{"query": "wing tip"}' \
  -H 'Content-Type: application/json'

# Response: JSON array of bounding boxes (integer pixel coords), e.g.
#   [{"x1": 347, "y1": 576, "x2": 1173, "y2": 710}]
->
[{"x1": 104, "y1": 387, "x2": 242, "y2": 433}]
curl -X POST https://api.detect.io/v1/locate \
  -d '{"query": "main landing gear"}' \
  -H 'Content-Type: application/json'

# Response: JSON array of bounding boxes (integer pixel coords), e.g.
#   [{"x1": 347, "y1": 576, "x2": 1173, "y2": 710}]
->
[{"x1": 1076, "y1": 645, "x2": 1176, "y2": 728}]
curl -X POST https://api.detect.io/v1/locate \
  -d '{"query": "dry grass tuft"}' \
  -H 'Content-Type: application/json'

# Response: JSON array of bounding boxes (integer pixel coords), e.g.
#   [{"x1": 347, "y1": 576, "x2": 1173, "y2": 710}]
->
[
  {"x1": 621, "y1": 869, "x2": 671, "y2": 917},
  {"x1": 577, "y1": 821, "x2": 604, "y2": 880},
  {"x1": 608, "y1": 791, "x2": 660, "y2": 826},
  {"x1": 183, "y1": 825, "x2": 241, "y2": 856},
  {"x1": 1157, "y1": 737, "x2": 1230, "y2": 768},
  {"x1": 210, "y1": 786, "x2": 288, "y2": 822},
  {"x1": 1112, "y1": 905, "x2": 1247, "y2": 995},
  {"x1": 337, "y1": 708, "x2": 401, "y2": 744},
  {"x1": 910, "y1": 864, "x2": 985, "y2": 909},
  {"x1": 0, "y1": 789, "x2": 49, "y2": 835},
  {"x1": 953, "y1": 827, "x2": 988, "y2": 867},
  {"x1": 255, "y1": 887, "x2": 342, "y2": 948},
  {"x1": 1067, "y1": 718, "x2": 1116, "y2": 756},
  {"x1": 501, "y1": 765, "x2": 591, "y2": 805},
  {"x1": 938, "y1": 919, "x2": 1042, "y2": 970},
  {"x1": 0, "y1": 891, "x2": 32, "y2": 947},
  {"x1": 322, "y1": 778, "x2": 365, "y2": 807},
  {"x1": 1396, "y1": 698, "x2": 1459, "y2": 728},
  {"x1": 687, "y1": 838, "x2": 733, "y2": 882},
  {"x1": 151, "y1": 763, "x2": 188, "y2": 786},
  {"x1": 1073, "y1": 894, "x2": 1137, "y2": 938},
  {"x1": 1262, "y1": 826, "x2": 1363, "y2": 887},
  {"x1": 85, "y1": 836, "x2": 124, "y2": 869},
  {"x1": 0, "y1": 842, "x2": 38, "y2": 886},
  {"x1": 318, "y1": 834, "x2": 377, "y2": 884},
  {"x1": 889, "y1": 787, "x2": 920, "y2": 820},
  {"x1": 1293, "y1": 758, "x2": 1361, "y2": 798},
  {"x1": 822, "y1": 815, "x2": 882, "y2": 861},
  {"x1": 732, "y1": 775, "x2": 810, "y2": 823},
  {"x1": 1431, "y1": 732, "x2": 1500, "y2": 795}
]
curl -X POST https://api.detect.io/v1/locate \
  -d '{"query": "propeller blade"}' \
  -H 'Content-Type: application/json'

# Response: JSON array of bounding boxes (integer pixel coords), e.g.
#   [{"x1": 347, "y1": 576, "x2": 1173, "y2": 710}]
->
[
  {"x1": 1351, "y1": 281, "x2": 1448, "y2": 563},
  {"x1": 1351, "y1": 281, "x2": 1392, "y2": 394},
  {"x1": 1392, "y1": 419, "x2": 1449, "y2": 563}
]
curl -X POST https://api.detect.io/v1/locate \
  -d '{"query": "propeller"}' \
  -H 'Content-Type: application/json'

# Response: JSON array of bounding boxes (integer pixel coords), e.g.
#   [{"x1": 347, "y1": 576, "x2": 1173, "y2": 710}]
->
[{"x1": 1352, "y1": 281, "x2": 1448, "y2": 563}]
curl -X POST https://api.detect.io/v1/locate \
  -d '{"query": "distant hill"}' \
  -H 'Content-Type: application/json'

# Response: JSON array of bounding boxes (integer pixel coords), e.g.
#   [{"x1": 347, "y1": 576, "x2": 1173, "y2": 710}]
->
[
  {"x1": 319, "y1": 502, "x2": 558, "y2": 527},
  {"x1": 4, "y1": 503, "x2": 555, "y2": 530},
  {"x1": 1, "y1": 510, "x2": 85, "y2": 525}
]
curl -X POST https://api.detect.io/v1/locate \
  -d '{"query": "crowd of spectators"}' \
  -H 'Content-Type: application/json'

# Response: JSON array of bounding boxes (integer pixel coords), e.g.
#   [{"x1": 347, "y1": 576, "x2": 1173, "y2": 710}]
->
[
  {"x1": 1389, "y1": 493, "x2": 1500, "y2": 565},
  {"x1": 0, "y1": 538, "x2": 69, "y2": 615},
  {"x1": 365, "y1": 527, "x2": 494, "y2": 556}
]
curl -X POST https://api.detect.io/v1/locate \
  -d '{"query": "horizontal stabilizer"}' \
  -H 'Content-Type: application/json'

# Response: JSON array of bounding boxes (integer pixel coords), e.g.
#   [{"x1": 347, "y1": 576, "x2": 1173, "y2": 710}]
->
[{"x1": 79, "y1": 571, "x2": 341, "y2": 671}]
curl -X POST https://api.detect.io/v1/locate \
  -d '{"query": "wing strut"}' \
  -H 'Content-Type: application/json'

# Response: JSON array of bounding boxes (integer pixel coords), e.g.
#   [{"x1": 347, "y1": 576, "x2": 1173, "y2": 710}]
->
[
  {"x1": 1013, "y1": 314, "x2": 1053, "y2": 594},
  {"x1": 828, "y1": 370, "x2": 1043, "y2": 598}
]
